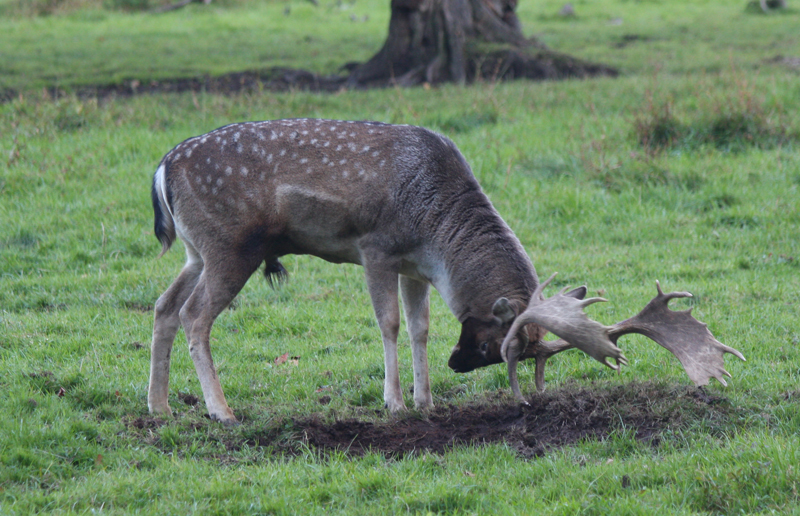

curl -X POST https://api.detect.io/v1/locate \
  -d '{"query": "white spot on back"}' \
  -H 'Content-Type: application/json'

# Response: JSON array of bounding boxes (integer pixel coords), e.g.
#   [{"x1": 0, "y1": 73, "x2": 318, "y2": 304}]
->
[
  {"x1": 362, "y1": 145, "x2": 370, "y2": 152},
  {"x1": 185, "y1": 149, "x2": 192, "y2": 158},
  {"x1": 270, "y1": 131, "x2": 278, "y2": 140},
  {"x1": 300, "y1": 158, "x2": 308, "y2": 164},
  {"x1": 267, "y1": 154, "x2": 273, "y2": 163},
  {"x1": 372, "y1": 151, "x2": 380, "y2": 157},
  {"x1": 339, "y1": 158, "x2": 347, "y2": 165},
  {"x1": 225, "y1": 166, "x2": 233, "y2": 176},
  {"x1": 280, "y1": 149, "x2": 287, "y2": 156},
  {"x1": 240, "y1": 166, "x2": 248, "y2": 176}
]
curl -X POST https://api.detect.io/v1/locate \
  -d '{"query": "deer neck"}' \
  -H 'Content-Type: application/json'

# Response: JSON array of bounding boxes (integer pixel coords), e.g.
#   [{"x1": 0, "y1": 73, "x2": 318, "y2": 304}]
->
[{"x1": 424, "y1": 193, "x2": 538, "y2": 323}]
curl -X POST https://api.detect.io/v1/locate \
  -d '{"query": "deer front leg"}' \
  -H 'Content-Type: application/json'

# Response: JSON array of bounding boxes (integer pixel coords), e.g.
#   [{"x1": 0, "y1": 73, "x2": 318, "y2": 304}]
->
[
  {"x1": 148, "y1": 257, "x2": 203, "y2": 417},
  {"x1": 363, "y1": 256, "x2": 405, "y2": 412},
  {"x1": 400, "y1": 276, "x2": 433, "y2": 410}
]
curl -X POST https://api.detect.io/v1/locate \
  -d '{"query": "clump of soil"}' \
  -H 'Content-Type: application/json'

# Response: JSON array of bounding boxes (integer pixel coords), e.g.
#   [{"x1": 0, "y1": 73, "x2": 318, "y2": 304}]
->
[
  {"x1": 124, "y1": 382, "x2": 733, "y2": 459},
  {"x1": 243, "y1": 382, "x2": 732, "y2": 459}
]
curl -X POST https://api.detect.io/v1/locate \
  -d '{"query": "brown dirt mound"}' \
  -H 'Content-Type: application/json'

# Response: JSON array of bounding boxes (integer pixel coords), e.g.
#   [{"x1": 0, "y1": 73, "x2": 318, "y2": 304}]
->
[{"x1": 244, "y1": 382, "x2": 731, "y2": 459}]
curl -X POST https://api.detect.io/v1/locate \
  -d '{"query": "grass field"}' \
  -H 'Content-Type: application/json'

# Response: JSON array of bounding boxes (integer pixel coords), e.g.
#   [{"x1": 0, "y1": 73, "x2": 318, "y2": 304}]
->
[{"x1": 2, "y1": 0, "x2": 800, "y2": 514}]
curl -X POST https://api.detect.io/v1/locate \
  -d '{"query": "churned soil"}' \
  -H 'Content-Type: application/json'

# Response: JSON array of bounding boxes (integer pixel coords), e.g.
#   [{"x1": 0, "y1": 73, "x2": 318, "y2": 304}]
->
[
  {"x1": 124, "y1": 381, "x2": 733, "y2": 460},
  {"x1": 271, "y1": 382, "x2": 730, "y2": 458}
]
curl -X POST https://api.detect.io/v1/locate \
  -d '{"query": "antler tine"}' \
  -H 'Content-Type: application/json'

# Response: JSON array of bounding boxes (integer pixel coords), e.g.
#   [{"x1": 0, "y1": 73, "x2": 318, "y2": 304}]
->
[
  {"x1": 608, "y1": 281, "x2": 745, "y2": 387},
  {"x1": 502, "y1": 272, "x2": 627, "y2": 403},
  {"x1": 655, "y1": 279, "x2": 692, "y2": 301}
]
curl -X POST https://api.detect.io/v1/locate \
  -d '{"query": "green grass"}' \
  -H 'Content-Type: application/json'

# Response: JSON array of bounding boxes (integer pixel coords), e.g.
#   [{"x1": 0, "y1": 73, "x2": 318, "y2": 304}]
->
[{"x1": 2, "y1": 0, "x2": 800, "y2": 514}]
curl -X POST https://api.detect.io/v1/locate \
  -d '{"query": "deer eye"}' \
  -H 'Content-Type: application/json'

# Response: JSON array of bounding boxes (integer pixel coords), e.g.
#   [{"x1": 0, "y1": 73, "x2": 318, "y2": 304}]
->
[{"x1": 480, "y1": 341, "x2": 489, "y2": 354}]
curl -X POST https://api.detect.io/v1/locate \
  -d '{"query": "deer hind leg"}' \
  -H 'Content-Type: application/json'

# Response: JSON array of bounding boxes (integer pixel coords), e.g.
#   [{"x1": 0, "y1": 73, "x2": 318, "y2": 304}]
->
[
  {"x1": 179, "y1": 253, "x2": 262, "y2": 424},
  {"x1": 148, "y1": 251, "x2": 203, "y2": 417},
  {"x1": 362, "y1": 254, "x2": 405, "y2": 412},
  {"x1": 400, "y1": 276, "x2": 432, "y2": 410}
]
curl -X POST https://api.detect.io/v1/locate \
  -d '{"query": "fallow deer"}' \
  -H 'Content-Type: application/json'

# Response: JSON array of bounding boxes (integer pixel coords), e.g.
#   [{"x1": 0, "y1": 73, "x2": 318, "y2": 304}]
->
[{"x1": 148, "y1": 119, "x2": 744, "y2": 424}]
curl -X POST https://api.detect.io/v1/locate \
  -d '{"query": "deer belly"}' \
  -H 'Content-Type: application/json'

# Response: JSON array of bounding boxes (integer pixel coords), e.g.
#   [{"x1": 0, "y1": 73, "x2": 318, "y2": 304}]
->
[{"x1": 275, "y1": 184, "x2": 364, "y2": 264}]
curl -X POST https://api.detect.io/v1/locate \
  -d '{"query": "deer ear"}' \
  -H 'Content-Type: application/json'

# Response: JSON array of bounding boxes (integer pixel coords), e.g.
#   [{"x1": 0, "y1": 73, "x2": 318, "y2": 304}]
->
[
  {"x1": 492, "y1": 297, "x2": 516, "y2": 323},
  {"x1": 564, "y1": 286, "x2": 587, "y2": 300}
]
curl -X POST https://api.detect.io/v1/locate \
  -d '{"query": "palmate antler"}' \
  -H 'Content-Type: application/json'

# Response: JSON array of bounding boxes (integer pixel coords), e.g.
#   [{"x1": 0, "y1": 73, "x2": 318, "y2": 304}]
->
[{"x1": 501, "y1": 274, "x2": 746, "y2": 404}]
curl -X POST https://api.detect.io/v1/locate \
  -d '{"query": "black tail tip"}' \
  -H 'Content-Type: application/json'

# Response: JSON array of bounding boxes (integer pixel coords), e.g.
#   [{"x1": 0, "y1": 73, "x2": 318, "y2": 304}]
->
[{"x1": 264, "y1": 259, "x2": 288, "y2": 288}]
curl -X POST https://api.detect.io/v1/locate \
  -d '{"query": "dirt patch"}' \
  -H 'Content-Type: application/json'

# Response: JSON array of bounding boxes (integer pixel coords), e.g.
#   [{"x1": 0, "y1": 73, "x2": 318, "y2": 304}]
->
[
  {"x1": 2, "y1": 68, "x2": 349, "y2": 103},
  {"x1": 1, "y1": 55, "x2": 615, "y2": 104},
  {"x1": 243, "y1": 382, "x2": 733, "y2": 459},
  {"x1": 766, "y1": 55, "x2": 800, "y2": 71}
]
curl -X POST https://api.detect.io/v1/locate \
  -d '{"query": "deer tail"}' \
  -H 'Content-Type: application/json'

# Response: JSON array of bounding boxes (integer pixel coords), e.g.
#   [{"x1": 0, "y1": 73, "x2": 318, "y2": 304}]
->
[{"x1": 152, "y1": 161, "x2": 177, "y2": 257}]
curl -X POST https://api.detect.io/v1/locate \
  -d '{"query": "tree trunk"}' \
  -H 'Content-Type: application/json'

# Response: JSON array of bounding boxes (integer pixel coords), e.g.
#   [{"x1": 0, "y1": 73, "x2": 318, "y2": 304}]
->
[{"x1": 347, "y1": 0, "x2": 617, "y2": 87}]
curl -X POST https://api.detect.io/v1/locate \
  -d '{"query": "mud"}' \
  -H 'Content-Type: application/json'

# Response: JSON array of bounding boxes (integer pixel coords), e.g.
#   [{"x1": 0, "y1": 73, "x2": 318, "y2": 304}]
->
[
  {"x1": 2, "y1": 68, "x2": 349, "y2": 103},
  {"x1": 124, "y1": 382, "x2": 732, "y2": 459},
  {"x1": 238, "y1": 382, "x2": 731, "y2": 459}
]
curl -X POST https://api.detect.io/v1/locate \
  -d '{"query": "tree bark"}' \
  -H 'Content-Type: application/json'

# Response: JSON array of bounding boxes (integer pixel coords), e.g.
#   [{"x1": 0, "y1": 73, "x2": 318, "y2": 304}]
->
[{"x1": 347, "y1": 0, "x2": 617, "y2": 87}]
